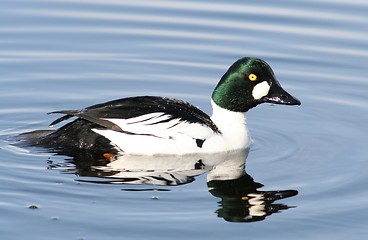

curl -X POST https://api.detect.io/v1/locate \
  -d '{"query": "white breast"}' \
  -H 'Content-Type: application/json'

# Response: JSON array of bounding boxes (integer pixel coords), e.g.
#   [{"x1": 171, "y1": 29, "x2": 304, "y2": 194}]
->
[{"x1": 208, "y1": 100, "x2": 251, "y2": 152}]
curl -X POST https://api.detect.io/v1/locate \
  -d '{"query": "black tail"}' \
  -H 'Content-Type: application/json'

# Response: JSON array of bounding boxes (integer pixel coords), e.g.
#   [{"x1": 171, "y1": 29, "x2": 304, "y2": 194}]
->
[{"x1": 17, "y1": 118, "x2": 117, "y2": 154}]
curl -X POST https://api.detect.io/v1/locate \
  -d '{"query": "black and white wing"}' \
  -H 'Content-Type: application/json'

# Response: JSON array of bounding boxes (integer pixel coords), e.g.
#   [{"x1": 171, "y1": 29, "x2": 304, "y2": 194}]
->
[{"x1": 49, "y1": 96, "x2": 220, "y2": 142}]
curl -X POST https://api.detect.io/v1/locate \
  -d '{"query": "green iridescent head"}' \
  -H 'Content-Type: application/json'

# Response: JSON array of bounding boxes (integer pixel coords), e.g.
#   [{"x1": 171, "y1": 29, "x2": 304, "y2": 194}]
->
[{"x1": 212, "y1": 57, "x2": 301, "y2": 112}]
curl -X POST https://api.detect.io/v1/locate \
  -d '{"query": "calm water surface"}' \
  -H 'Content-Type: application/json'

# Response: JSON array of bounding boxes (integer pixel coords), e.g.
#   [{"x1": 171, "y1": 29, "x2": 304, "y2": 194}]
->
[{"x1": 1, "y1": 0, "x2": 368, "y2": 239}]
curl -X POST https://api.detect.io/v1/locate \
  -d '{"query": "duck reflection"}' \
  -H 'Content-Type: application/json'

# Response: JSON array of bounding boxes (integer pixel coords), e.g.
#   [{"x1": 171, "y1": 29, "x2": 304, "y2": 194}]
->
[
  {"x1": 47, "y1": 148, "x2": 297, "y2": 222},
  {"x1": 206, "y1": 150, "x2": 298, "y2": 222}
]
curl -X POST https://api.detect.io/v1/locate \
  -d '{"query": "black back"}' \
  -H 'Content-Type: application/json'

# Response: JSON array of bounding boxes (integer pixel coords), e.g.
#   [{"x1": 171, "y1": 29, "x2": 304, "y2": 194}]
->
[{"x1": 51, "y1": 96, "x2": 219, "y2": 133}]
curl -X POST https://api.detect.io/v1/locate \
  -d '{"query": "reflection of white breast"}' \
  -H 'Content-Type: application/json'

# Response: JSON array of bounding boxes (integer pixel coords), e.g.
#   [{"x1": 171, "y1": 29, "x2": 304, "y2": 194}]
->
[
  {"x1": 92, "y1": 149, "x2": 249, "y2": 185},
  {"x1": 92, "y1": 101, "x2": 251, "y2": 155}
]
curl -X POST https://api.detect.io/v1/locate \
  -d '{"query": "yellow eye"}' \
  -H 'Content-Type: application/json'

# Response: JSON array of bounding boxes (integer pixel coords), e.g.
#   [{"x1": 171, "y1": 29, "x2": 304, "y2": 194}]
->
[{"x1": 248, "y1": 73, "x2": 257, "y2": 81}]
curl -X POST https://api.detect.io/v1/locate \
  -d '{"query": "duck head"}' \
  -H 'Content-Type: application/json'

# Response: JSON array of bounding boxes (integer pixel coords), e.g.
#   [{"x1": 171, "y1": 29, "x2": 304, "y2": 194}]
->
[{"x1": 212, "y1": 57, "x2": 301, "y2": 112}]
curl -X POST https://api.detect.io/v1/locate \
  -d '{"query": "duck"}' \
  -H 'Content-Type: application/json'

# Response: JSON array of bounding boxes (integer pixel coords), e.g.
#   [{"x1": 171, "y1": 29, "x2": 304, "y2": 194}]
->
[{"x1": 21, "y1": 57, "x2": 300, "y2": 155}]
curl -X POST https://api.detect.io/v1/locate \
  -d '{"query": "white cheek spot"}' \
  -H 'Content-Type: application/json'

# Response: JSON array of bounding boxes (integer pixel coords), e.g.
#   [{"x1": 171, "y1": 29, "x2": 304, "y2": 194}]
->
[{"x1": 252, "y1": 81, "x2": 270, "y2": 100}]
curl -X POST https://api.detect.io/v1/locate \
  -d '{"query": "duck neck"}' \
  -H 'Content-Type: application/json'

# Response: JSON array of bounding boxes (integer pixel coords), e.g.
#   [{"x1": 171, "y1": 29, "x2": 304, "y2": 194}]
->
[{"x1": 210, "y1": 99, "x2": 247, "y2": 128}]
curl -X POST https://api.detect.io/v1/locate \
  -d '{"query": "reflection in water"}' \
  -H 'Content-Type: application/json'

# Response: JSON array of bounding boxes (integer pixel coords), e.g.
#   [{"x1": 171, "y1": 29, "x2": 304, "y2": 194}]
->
[
  {"x1": 208, "y1": 175, "x2": 297, "y2": 222},
  {"x1": 46, "y1": 148, "x2": 297, "y2": 222}
]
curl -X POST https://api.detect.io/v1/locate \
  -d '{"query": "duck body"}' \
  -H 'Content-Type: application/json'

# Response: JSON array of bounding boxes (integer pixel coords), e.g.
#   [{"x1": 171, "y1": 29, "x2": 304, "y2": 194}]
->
[
  {"x1": 22, "y1": 57, "x2": 300, "y2": 155},
  {"x1": 28, "y1": 96, "x2": 250, "y2": 155},
  {"x1": 90, "y1": 98, "x2": 250, "y2": 155}
]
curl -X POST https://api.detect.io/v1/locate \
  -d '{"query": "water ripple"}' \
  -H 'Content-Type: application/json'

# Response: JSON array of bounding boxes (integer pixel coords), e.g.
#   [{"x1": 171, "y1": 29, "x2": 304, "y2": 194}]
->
[
  {"x1": 1, "y1": 0, "x2": 368, "y2": 238},
  {"x1": 12, "y1": 8, "x2": 368, "y2": 42}
]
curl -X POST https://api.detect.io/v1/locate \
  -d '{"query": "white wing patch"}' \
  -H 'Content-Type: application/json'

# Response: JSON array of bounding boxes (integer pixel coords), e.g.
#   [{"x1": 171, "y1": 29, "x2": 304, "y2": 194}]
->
[
  {"x1": 103, "y1": 112, "x2": 211, "y2": 138},
  {"x1": 123, "y1": 112, "x2": 169, "y2": 125},
  {"x1": 91, "y1": 112, "x2": 216, "y2": 155}
]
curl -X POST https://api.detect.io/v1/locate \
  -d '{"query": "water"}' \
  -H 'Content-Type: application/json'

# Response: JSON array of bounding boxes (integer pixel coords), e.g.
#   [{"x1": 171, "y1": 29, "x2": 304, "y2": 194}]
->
[{"x1": 1, "y1": 0, "x2": 368, "y2": 239}]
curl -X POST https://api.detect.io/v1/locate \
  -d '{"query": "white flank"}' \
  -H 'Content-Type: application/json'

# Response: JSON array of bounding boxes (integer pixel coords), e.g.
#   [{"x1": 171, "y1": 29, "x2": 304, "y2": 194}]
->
[
  {"x1": 92, "y1": 101, "x2": 251, "y2": 155},
  {"x1": 92, "y1": 112, "x2": 214, "y2": 155},
  {"x1": 252, "y1": 81, "x2": 270, "y2": 100}
]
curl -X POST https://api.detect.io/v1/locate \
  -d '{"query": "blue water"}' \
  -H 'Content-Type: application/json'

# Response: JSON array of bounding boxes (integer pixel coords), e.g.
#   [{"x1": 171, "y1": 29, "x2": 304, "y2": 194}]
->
[{"x1": 1, "y1": 0, "x2": 368, "y2": 239}]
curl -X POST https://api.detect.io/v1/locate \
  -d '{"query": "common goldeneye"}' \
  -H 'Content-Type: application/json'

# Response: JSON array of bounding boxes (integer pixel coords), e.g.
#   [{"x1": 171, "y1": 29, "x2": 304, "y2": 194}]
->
[{"x1": 22, "y1": 57, "x2": 300, "y2": 155}]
